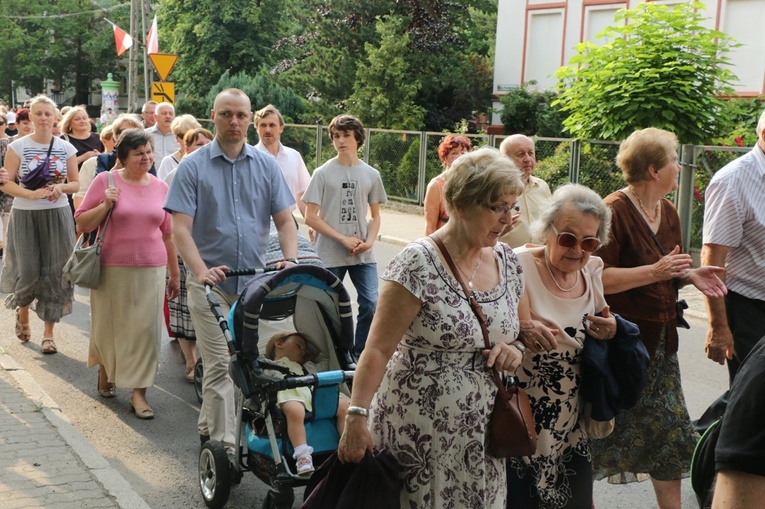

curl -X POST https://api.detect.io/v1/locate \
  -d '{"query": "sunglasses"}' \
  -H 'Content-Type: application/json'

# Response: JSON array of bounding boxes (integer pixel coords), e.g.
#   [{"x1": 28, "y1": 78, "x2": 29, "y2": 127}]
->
[
  {"x1": 484, "y1": 203, "x2": 520, "y2": 217},
  {"x1": 0, "y1": 121, "x2": 5, "y2": 125},
  {"x1": 551, "y1": 225, "x2": 601, "y2": 252}
]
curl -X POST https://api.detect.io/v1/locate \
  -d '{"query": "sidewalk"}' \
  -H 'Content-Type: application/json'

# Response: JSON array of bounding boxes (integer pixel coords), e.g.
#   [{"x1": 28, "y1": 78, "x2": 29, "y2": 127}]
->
[{"x1": 0, "y1": 353, "x2": 150, "y2": 509}]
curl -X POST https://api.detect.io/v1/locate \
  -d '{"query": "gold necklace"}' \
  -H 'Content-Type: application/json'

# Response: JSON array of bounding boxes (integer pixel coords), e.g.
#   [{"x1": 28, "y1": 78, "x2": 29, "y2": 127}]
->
[
  {"x1": 629, "y1": 186, "x2": 660, "y2": 222},
  {"x1": 544, "y1": 250, "x2": 579, "y2": 292}
]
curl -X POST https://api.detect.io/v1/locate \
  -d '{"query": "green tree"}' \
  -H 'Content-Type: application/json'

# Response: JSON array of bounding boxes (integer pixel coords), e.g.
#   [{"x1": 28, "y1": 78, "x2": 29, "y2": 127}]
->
[
  {"x1": 554, "y1": 2, "x2": 739, "y2": 144},
  {"x1": 0, "y1": 0, "x2": 124, "y2": 105},
  {"x1": 162, "y1": 0, "x2": 292, "y2": 100},
  {"x1": 347, "y1": 15, "x2": 425, "y2": 130}
]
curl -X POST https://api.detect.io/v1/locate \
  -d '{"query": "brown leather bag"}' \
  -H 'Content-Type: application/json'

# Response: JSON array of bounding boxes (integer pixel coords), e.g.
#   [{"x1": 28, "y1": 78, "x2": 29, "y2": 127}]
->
[{"x1": 432, "y1": 234, "x2": 538, "y2": 458}]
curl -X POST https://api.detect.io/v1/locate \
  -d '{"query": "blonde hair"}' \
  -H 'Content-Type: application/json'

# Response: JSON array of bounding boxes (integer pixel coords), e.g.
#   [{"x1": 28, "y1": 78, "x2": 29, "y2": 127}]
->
[
  {"x1": 60, "y1": 106, "x2": 89, "y2": 134},
  {"x1": 443, "y1": 147, "x2": 525, "y2": 216},
  {"x1": 616, "y1": 128, "x2": 678, "y2": 184},
  {"x1": 183, "y1": 127, "x2": 214, "y2": 148},
  {"x1": 171, "y1": 114, "x2": 201, "y2": 138},
  {"x1": 29, "y1": 94, "x2": 57, "y2": 112},
  {"x1": 100, "y1": 124, "x2": 115, "y2": 143},
  {"x1": 254, "y1": 104, "x2": 284, "y2": 126}
]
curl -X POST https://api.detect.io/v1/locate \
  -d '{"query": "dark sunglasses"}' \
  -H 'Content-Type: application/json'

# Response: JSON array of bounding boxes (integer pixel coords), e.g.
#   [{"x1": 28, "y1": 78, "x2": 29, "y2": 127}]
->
[
  {"x1": 551, "y1": 225, "x2": 601, "y2": 252},
  {"x1": 484, "y1": 203, "x2": 520, "y2": 216}
]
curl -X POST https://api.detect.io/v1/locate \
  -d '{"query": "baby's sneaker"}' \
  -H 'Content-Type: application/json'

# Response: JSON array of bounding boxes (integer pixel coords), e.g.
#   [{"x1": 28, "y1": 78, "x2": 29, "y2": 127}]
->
[{"x1": 296, "y1": 455, "x2": 315, "y2": 476}]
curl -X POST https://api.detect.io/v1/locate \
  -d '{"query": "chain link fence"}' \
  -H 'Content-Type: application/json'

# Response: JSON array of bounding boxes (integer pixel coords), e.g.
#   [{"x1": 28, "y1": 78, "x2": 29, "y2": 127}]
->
[{"x1": 194, "y1": 122, "x2": 749, "y2": 252}]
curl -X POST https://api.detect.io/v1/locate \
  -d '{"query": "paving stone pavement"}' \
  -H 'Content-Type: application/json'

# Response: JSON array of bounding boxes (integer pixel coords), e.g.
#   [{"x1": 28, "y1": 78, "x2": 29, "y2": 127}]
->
[{"x1": 0, "y1": 352, "x2": 149, "y2": 509}]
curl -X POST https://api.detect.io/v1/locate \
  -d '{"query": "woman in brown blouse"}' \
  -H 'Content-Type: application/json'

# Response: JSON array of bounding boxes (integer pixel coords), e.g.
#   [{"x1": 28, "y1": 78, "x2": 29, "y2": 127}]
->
[{"x1": 589, "y1": 128, "x2": 726, "y2": 509}]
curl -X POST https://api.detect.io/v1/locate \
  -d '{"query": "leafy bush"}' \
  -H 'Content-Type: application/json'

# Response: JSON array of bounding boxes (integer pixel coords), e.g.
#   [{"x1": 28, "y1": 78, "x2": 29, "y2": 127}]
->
[{"x1": 498, "y1": 82, "x2": 566, "y2": 137}]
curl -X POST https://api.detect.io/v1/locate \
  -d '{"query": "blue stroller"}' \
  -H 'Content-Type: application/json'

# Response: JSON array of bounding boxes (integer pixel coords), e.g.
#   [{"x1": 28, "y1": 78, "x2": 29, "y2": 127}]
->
[{"x1": 197, "y1": 265, "x2": 356, "y2": 509}]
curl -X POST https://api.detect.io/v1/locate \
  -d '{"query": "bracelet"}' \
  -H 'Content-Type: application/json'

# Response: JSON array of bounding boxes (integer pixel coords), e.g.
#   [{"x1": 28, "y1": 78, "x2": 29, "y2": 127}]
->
[
  {"x1": 347, "y1": 406, "x2": 369, "y2": 417},
  {"x1": 511, "y1": 341, "x2": 526, "y2": 354},
  {"x1": 285, "y1": 258, "x2": 298, "y2": 264}
]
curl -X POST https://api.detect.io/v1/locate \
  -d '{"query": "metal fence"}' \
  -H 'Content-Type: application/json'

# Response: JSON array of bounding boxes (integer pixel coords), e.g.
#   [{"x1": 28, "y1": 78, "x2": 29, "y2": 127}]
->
[{"x1": 205, "y1": 122, "x2": 749, "y2": 253}]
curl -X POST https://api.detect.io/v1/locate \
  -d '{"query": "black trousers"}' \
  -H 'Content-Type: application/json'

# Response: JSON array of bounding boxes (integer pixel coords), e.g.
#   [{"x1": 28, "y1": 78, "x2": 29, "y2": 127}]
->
[
  {"x1": 693, "y1": 291, "x2": 765, "y2": 433},
  {"x1": 507, "y1": 451, "x2": 592, "y2": 509}
]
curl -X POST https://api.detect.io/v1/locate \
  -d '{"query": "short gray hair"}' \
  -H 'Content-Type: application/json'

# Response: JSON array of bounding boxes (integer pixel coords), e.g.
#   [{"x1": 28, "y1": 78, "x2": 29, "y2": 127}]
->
[{"x1": 529, "y1": 184, "x2": 611, "y2": 246}]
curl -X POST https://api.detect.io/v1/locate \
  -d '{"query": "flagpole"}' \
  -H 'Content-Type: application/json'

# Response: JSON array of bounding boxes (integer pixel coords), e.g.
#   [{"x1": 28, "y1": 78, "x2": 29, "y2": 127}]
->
[
  {"x1": 141, "y1": 0, "x2": 150, "y2": 104},
  {"x1": 129, "y1": 0, "x2": 139, "y2": 112}
]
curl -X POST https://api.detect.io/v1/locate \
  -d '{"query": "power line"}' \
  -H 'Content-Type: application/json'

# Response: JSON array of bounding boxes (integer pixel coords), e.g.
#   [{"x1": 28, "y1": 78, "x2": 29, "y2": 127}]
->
[{"x1": 0, "y1": 3, "x2": 129, "y2": 20}]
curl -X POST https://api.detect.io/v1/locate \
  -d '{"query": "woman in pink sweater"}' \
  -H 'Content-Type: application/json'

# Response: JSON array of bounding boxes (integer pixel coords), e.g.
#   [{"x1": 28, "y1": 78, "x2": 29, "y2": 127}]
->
[{"x1": 75, "y1": 129, "x2": 179, "y2": 420}]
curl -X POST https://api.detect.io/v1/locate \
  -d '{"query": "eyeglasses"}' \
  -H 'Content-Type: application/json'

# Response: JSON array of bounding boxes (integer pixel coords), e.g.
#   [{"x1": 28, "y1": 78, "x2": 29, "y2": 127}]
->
[
  {"x1": 551, "y1": 225, "x2": 601, "y2": 252},
  {"x1": 483, "y1": 203, "x2": 520, "y2": 217},
  {"x1": 0, "y1": 121, "x2": 5, "y2": 125}
]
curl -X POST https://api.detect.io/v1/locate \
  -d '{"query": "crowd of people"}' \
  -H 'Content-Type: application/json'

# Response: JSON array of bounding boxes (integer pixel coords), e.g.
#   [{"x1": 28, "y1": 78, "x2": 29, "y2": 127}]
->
[{"x1": 1, "y1": 91, "x2": 763, "y2": 508}]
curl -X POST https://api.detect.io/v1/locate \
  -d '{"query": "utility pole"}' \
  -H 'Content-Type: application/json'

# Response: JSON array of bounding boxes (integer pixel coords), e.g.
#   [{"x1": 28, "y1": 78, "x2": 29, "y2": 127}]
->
[
  {"x1": 141, "y1": 0, "x2": 151, "y2": 103},
  {"x1": 128, "y1": 0, "x2": 139, "y2": 112}
]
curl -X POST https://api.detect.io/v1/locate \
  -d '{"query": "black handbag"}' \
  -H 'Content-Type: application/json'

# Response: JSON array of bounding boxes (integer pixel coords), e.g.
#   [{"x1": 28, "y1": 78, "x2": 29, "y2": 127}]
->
[
  {"x1": 431, "y1": 234, "x2": 538, "y2": 458},
  {"x1": 20, "y1": 138, "x2": 55, "y2": 190}
]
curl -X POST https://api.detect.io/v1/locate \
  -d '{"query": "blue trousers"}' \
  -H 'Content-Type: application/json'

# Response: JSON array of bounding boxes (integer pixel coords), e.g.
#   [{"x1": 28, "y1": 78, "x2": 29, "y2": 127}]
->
[{"x1": 328, "y1": 263, "x2": 378, "y2": 355}]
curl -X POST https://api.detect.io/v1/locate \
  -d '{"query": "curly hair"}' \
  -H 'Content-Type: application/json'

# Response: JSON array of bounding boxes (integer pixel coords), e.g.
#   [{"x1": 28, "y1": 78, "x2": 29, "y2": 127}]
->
[{"x1": 437, "y1": 135, "x2": 471, "y2": 167}]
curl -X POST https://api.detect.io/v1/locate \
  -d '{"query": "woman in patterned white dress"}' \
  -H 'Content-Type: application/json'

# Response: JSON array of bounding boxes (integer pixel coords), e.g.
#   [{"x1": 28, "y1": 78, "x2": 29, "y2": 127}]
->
[
  {"x1": 507, "y1": 184, "x2": 616, "y2": 509},
  {"x1": 338, "y1": 148, "x2": 528, "y2": 508}
]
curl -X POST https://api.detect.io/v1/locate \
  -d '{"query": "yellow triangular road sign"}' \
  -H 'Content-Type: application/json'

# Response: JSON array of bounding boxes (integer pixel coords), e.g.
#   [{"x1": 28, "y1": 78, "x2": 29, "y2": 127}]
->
[{"x1": 149, "y1": 53, "x2": 178, "y2": 82}]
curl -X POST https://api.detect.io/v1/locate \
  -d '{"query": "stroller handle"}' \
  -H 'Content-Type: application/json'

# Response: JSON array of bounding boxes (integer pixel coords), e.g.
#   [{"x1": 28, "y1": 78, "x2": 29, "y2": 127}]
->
[{"x1": 265, "y1": 370, "x2": 355, "y2": 392}]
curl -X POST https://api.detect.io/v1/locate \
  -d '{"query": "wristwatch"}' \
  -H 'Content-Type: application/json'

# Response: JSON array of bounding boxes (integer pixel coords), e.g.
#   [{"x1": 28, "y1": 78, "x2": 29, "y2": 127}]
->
[
  {"x1": 512, "y1": 341, "x2": 526, "y2": 354},
  {"x1": 284, "y1": 258, "x2": 298, "y2": 264},
  {"x1": 347, "y1": 406, "x2": 369, "y2": 417}
]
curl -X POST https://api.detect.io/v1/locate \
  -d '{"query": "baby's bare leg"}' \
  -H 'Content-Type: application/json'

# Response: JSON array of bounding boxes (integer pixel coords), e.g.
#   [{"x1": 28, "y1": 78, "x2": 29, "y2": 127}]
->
[
  {"x1": 281, "y1": 401, "x2": 307, "y2": 447},
  {"x1": 336, "y1": 398, "x2": 349, "y2": 435}
]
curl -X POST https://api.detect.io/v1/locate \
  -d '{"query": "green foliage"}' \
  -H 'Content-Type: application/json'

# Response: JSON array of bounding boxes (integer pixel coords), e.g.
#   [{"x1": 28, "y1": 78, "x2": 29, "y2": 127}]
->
[
  {"x1": 348, "y1": 15, "x2": 425, "y2": 130},
  {"x1": 163, "y1": 0, "x2": 291, "y2": 100},
  {"x1": 554, "y1": 2, "x2": 740, "y2": 144},
  {"x1": 498, "y1": 82, "x2": 567, "y2": 137},
  {"x1": 535, "y1": 142, "x2": 624, "y2": 199},
  {"x1": 204, "y1": 70, "x2": 306, "y2": 121},
  {"x1": 0, "y1": 0, "x2": 124, "y2": 104}
]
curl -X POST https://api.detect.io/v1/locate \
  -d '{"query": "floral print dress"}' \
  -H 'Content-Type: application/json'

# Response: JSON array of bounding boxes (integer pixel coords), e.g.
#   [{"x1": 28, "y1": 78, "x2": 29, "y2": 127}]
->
[
  {"x1": 371, "y1": 239, "x2": 524, "y2": 509},
  {"x1": 507, "y1": 247, "x2": 608, "y2": 509}
]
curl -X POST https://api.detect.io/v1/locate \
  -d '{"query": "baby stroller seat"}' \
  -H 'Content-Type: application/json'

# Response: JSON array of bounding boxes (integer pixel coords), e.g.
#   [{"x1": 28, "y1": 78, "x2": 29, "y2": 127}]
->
[{"x1": 198, "y1": 265, "x2": 355, "y2": 509}]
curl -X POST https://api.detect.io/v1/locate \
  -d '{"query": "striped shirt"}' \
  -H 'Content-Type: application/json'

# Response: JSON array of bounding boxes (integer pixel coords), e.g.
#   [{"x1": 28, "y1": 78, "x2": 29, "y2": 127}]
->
[{"x1": 703, "y1": 144, "x2": 765, "y2": 301}]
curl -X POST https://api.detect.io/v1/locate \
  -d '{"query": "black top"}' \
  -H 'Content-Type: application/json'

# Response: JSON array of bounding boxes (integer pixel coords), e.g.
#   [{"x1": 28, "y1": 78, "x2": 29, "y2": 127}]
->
[{"x1": 63, "y1": 132, "x2": 104, "y2": 168}]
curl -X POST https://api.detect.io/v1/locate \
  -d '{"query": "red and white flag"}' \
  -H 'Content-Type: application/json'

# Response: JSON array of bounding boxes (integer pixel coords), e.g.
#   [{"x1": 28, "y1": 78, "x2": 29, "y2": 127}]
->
[
  {"x1": 146, "y1": 15, "x2": 158, "y2": 54},
  {"x1": 112, "y1": 24, "x2": 133, "y2": 56}
]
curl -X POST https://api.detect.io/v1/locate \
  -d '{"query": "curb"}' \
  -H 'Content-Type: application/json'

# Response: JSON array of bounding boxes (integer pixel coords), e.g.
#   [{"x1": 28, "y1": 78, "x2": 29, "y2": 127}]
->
[{"x1": 0, "y1": 353, "x2": 151, "y2": 509}]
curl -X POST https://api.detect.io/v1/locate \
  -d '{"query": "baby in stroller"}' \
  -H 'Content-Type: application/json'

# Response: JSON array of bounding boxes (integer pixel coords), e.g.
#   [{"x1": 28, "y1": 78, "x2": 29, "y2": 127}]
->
[{"x1": 265, "y1": 331, "x2": 349, "y2": 476}]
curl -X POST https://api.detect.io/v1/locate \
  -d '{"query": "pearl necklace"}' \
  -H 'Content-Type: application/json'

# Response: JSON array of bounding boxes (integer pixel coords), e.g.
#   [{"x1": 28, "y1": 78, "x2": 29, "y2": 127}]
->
[
  {"x1": 442, "y1": 236, "x2": 483, "y2": 289},
  {"x1": 544, "y1": 251, "x2": 579, "y2": 292},
  {"x1": 629, "y1": 186, "x2": 660, "y2": 222}
]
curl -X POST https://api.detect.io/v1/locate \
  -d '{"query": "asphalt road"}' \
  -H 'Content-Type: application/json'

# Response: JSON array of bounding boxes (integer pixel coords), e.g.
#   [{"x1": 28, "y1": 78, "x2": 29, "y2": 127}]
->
[{"x1": 0, "y1": 236, "x2": 728, "y2": 508}]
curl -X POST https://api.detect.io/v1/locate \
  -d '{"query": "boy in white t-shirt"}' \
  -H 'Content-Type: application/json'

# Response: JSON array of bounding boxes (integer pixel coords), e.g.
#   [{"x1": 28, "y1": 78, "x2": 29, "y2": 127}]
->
[{"x1": 302, "y1": 115, "x2": 387, "y2": 355}]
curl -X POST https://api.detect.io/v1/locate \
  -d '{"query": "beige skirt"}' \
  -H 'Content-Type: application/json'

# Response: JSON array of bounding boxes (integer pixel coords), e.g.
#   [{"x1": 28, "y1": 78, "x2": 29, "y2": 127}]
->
[{"x1": 88, "y1": 265, "x2": 164, "y2": 388}]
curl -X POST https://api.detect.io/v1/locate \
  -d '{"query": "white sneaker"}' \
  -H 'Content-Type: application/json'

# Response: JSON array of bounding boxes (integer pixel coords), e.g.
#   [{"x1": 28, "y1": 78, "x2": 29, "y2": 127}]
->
[{"x1": 296, "y1": 455, "x2": 314, "y2": 476}]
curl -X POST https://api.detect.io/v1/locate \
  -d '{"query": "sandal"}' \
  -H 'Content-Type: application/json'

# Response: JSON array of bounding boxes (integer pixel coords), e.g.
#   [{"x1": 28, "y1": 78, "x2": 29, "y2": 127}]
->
[
  {"x1": 185, "y1": 366, "x2": 195, "y2": 384},
  {"x1": 15, "y1": 309, "x2": 31, "y2": 342},
  {"x1": 41, "y1": 338, "x2": 58, "y2": 355}
]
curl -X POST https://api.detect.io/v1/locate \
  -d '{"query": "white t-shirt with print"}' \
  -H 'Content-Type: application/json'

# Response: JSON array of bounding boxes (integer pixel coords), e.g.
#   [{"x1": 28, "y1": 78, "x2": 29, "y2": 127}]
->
[{"x1": 10, "y1": 136, "x2": 76, "y2": 210}]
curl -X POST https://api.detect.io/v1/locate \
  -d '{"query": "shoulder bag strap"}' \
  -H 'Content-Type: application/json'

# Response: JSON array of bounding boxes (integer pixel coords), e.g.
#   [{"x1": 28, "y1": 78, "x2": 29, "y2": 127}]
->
[
  {"x1": 430, "y1": 233, "x2": 508, "y2": 393},
  {"x1": 94, "y1": 172, "x2": 115, "y2": 251},
  {"x1": 46, "y1": 137, "x2": 55, "y2": 158}
]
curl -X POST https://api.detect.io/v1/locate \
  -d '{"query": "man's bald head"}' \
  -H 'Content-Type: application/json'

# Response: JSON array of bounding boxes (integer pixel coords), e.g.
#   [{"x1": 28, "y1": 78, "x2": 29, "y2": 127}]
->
[{"x1": 500, "y1": 134, "x2": 536, "y2": 182}]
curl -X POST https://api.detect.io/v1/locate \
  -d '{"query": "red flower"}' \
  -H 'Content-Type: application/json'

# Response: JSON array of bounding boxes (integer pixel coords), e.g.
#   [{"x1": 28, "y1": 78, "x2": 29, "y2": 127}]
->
[
  {"x1": 694, "y1": 185, "x2": 703, "y2": 202},
  {"x1": 734, "y1": 137, "x2": 743, "y2": 147}
]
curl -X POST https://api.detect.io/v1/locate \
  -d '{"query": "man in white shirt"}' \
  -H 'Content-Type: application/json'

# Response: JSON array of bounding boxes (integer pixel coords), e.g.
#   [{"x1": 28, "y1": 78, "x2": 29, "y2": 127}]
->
[
  {"x1": 499, "y1": 134, "x2": 552, "y2": 247},
  {"x1": 253, "y1": 104, "x2": 311, "y2": 217},
  {"x1": 146, "y1": 102, "x2": 179, "y2": 161}
]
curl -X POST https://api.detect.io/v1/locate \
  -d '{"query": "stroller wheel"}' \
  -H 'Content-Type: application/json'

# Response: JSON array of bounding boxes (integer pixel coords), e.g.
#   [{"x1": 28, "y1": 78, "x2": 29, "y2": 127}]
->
[
  {"x1": 199, "y1": 440, "x2": 232, "y2": 509},
  {"x1": 194, "y1": 357, "x2": 204, "y2": 404}
]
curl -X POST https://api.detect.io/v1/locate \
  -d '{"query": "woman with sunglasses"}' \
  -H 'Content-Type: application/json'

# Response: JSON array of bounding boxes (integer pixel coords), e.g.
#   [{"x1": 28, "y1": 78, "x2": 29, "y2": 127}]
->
[
  {"x1": 589, "y1": 128, "x2": 725, "y2": 509},
  {"x1": 507, "y1": 184, "x2": 615, "y2": 509}
]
